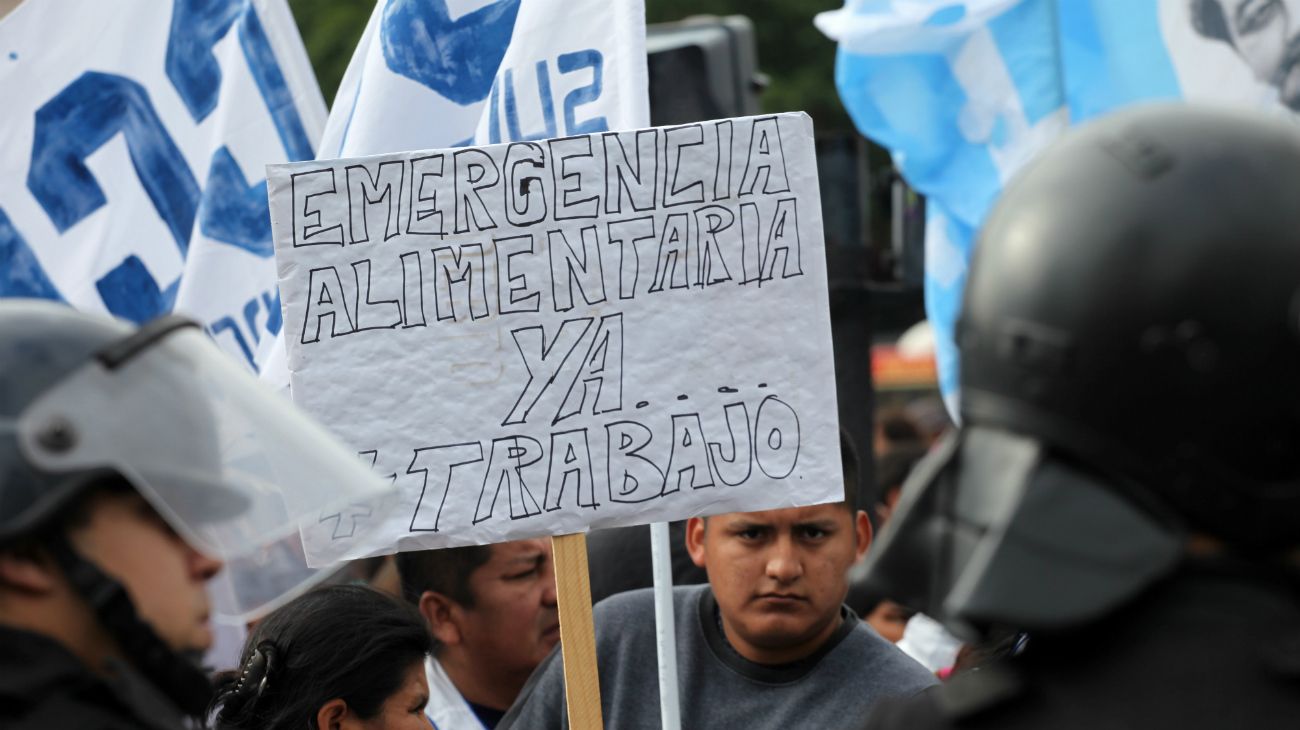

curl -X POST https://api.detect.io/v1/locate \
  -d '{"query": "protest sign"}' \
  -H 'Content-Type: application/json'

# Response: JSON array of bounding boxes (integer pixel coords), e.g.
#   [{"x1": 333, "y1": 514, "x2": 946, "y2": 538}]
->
[{"x1": 268, "y1": 112, "x2": 841, "y2": 566}]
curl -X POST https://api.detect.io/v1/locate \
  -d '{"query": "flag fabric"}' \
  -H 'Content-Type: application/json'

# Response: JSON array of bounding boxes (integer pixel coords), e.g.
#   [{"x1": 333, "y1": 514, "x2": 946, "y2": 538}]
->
[
  {"x1": 0, "y1": 0, "x2": 326, "y2": 369},
  {"x1": 322, "y1": 0, "x2": 649, "y2": 158},
  {"x1": 817, "y1": 0, "x2": 1297, "y2": 412},
  {"x1": 257, "y1": 0, "x2": 650, "y2": 387}
]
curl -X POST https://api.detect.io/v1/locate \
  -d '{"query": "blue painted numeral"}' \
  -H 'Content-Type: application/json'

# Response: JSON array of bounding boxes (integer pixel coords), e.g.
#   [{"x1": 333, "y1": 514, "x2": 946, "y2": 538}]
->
[
  {"x1": 167, "y1": 0, "x2": 314, "y2": 161},
  {"x1": 27, "y1": 71, "x2": 200, "y2": 256},
  {"x1": 559, "y1": 50, "x2": 607, "y2": 135},
  {"x1": 165, "y1": 0, "x2": 243, "y2": 122},
  {"x1": 0, "y1": 208, "x2": 62, "y2": 300},
  {"x1": 200, "y1": 146, "x2": 272, "y2": 256}
]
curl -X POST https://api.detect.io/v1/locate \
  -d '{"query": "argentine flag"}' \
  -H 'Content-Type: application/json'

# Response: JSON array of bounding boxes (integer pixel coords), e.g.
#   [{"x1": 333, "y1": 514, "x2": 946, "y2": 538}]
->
[{"x1": 818, "y1": 0, "x2": 1299, "y2": 412}]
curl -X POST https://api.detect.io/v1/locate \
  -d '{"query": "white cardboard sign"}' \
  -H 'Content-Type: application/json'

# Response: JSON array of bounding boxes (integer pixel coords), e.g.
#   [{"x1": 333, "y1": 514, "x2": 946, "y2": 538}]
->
[{"x1": 268, "y1": 112, "x2": 842, "y2": 565}]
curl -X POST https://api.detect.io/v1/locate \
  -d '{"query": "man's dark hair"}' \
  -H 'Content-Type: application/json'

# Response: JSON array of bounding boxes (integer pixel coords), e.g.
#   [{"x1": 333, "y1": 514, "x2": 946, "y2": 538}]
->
[
  {"x1": 1189, "y1": 0, "x2": 1233, "y2": 44},
  {"x1": 210, "y1": 585, "x2": 432, "y2": 730},
  {"x1": 0, "y1": 478, "x2": 134, "y2": 564},
  {"x1": 396, "y1": 544, "x2": 493, "y2": 607}
]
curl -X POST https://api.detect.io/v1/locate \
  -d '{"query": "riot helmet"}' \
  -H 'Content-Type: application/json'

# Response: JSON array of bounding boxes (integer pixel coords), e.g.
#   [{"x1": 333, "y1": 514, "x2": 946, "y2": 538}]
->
[
  {"x1": 862, "y1": 103, "x2": 1300, "y2": 639},
  {"x1": 0, "y1": 300, "x2": 387, "y2": 713}
]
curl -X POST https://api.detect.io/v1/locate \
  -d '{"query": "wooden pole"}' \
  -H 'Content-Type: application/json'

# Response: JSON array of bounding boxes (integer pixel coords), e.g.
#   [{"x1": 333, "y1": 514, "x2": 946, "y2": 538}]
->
[{"x1": 551, "y1": 532, "x2": 604, "y2": 729}]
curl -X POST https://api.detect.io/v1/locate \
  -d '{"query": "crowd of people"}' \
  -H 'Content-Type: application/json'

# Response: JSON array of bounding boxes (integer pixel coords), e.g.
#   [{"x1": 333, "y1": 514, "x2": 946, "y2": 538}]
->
[{"x1": 3, "y1": 105, "x2": 1300, "y2": 729}]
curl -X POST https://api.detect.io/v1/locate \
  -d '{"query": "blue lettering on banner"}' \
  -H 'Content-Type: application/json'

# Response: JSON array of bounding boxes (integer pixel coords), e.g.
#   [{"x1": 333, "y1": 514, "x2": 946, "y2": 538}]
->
[
  {"x1": 8, "y1": 1, "x2": 317, "y2": 358},
  {"x1": 237, "y1": 4, "x2": 314, "y2": 161},
  {"x1": 487, "y1": 49, "x2": 608, "y2": 144},
  {"x1": 167, "y1": 0, "x2": 313, "y2": 161},
  {"x1": 165, "y1": 0, "x2": 245, "y2": 122},
  {"x1": 208, "y1": 288, "x2": 282, "y2": 367},
  {"x1": 505, "y1": 62, "x2": 557, "y2": 141},
  {"x1": 200, "y1": 146, "x2": 273, "y2": 257},
  {"x1": 244, "y1": 289, "x2": 282, "y2": 342},
  {"x1": 381, "y1": 0, "x2": 522, "y2": 105},
  {"x1": 95, "y1": 254, "x2": 178, "y2": 324},
  {"x1": 27, "y1": 71, "x2": 200, "y2": 256},
  {"x1": 0, "y1": 208, "x2": 62, "y2": 300},
  {"x1": 558, "y1": 49, "x2": 606, "y2": 135}
]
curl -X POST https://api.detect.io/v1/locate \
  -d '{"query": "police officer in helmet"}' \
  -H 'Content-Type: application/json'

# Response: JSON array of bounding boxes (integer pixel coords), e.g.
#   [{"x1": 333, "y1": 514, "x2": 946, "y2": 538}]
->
[
  {"x1": 860, "y1": 104, "x2": 1300, "y2": 728},
  {"x1": 0, "y1": 301, "x2": 384, "y2": 728}
]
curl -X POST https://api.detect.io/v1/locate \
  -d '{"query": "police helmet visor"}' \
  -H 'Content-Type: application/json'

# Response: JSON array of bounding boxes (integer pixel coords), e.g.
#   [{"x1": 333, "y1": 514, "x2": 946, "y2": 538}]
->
[
  {"x1": 862, "y1": 427, "x2": 1182, "y2": 638},
  {"x1": 13, "y1": 320, "x2": 388, "y2": 616}
]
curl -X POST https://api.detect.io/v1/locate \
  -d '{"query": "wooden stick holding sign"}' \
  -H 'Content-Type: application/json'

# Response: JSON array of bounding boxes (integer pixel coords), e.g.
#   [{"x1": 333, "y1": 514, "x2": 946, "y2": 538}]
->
[{"x1": 551, "y1": 533, "x2": 603, "y2": 729}]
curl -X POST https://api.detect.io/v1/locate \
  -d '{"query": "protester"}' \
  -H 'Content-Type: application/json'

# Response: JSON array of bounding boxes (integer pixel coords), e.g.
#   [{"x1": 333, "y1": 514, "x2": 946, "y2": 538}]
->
[
  {"x1": 868, "y1": 443, "x2": 927, "y2": 526},
  {"x1": 859, "y1": 104, "x2": 1300, "y2": 728},
  {"x1": 851, "y1": 443, "x2": 962, "y2": 671},
  {"x1": 858, "y1": 594, "x2": 915, "y2": 644},
  {"x1": 396, "y1": 539, "x2": 559, "y2": 729},
  {"x1": 871, "y1": 407, "x2": 924, "y2": 458},
  {"x1": 0, "y1": 302, "x2": 381, "y2": 729},
  {"x1": 210, "y1": 584, "x2": 433, "y2": 730},
  {"x1": 501, "y1": 471, "x2": 935, "y2": 728},
  {"x1": 848, "y1": 445, "x2": 923, "y2": 643}
]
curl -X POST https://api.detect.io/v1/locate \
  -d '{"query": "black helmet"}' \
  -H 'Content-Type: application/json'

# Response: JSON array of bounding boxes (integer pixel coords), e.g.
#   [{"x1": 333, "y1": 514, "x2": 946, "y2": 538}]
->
[{"x1": 862, "y1": 103, "x2": 1300, "y2": 638}]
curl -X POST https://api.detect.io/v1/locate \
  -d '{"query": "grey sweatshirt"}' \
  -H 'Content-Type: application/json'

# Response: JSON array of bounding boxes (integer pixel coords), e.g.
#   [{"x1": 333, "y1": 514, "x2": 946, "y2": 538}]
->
[{"x1": 500, "y1": 584, "x2": 936, "y2": 729}]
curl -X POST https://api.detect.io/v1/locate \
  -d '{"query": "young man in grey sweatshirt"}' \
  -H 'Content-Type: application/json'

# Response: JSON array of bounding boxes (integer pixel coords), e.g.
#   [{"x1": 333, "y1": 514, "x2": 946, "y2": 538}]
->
[{"x1": 500, "y1": 491, "x2": 936, "y2": 729}]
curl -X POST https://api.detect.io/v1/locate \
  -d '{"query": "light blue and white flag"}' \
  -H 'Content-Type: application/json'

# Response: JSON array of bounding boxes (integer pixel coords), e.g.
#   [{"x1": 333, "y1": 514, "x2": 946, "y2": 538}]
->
[
  {"x1": 257, "y1": 0, "x2": 650, "y2": 386},
  {"x1": 818, "y1": 0, "x2": 1298, "y2": 412},
  {"x1": 0, "y1": 0, "x2": 326, "y2": 369}
]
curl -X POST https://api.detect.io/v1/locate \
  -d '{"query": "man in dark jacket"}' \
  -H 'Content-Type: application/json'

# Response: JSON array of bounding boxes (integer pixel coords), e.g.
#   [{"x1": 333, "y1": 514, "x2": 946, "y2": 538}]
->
[
  {"x1": 859, "y1": 104, "x2": 1300, "y2": 728},
  {"x1": 0, "y1": 301, "x2": 383, "y2": 728}
]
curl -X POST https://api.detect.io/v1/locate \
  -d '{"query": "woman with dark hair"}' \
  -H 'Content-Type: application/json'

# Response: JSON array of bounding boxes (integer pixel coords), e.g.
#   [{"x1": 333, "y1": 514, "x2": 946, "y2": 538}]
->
[{"x1": 210, "y1": 584, "x2": 434, "y2": 730}]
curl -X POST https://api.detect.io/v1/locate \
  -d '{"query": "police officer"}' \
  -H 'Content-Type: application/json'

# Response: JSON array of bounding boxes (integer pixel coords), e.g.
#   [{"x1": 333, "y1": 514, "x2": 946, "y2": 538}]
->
[
  {"x1": 859, "y1": 104, "x2": 1300, "y2": 728},
  {"x1": 0, "y1": 301, "x2": 384, "y2": 728}
]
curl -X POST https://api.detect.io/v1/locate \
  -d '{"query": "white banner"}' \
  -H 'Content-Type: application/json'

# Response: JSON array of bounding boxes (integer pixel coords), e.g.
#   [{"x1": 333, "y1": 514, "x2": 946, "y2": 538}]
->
[
  {"x1": 269, "y1": 112, "x2": 843, "y2": 564},
  {"x1": 323, "y1": 0, "x2": 648, "y2": 159},
  {"x1": 0, "y1": 0, "x2": 325, "y2": 368}
]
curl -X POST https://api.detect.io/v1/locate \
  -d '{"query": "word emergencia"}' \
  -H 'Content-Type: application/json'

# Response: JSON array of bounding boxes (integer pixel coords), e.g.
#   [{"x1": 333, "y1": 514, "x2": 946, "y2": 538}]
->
[{"x1": 268, "y1": 113, "x2": 843, "y2": 565}]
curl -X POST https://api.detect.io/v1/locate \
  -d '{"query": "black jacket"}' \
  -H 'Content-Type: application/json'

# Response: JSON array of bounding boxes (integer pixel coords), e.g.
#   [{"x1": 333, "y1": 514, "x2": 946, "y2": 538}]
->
[
  {"x1": 0, "y1": 626, "x2": 191, "y2": 730},
  {"x1": 862, "y1": 561, "x2": 1300, "y2": 729}
]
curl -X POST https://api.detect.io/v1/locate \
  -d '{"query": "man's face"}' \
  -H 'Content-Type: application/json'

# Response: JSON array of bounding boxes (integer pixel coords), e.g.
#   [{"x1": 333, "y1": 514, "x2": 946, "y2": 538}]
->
[
  {"x1": 687, "y1": 504, "x2": 871, "y2": 665},
  {"x1": 69, "y1": 492, "x2": 223, "y2": 654},
  {"x1": 1223, "y1": 0, "x2": 1300, "y2": 97},
  {"x1": 455, "y1": 539, "x2": 559, "y2": 676}
]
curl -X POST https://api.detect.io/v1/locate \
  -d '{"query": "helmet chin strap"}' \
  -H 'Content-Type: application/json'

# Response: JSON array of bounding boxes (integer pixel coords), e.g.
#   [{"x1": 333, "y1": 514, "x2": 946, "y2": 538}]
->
[{"x1": 46, "y1": 533, "x2": 214, "y2": 718}]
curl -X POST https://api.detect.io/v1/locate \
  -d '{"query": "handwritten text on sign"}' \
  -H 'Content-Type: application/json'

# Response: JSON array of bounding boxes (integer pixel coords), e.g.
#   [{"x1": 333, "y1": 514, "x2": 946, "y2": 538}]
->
[{"x1": 269, "y1": 113, "x2": 842, "y2": 565}]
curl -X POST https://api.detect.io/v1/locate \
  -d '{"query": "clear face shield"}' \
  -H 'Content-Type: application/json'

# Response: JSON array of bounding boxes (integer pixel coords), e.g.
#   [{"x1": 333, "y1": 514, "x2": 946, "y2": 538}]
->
[
  {"x1": 862, "y1": 427, "x2": 1183, "y2": 639},
  {"x1": 13, "y1": 317, "x2": 389, "y2": 621}
]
